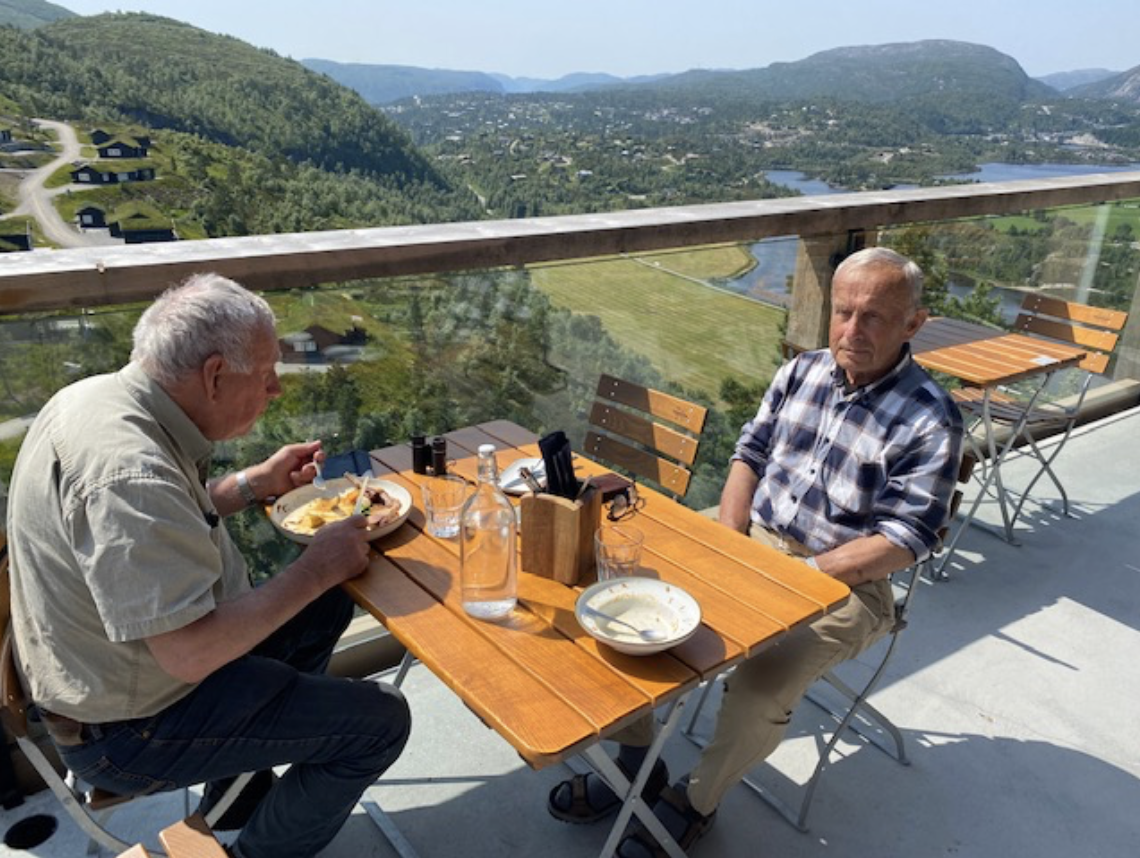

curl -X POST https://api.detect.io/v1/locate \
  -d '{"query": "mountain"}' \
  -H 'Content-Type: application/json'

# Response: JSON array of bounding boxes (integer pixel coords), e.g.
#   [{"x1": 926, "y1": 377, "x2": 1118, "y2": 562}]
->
[
  {"x1": 644, "y1": 40, "x2": 1053, "y2": 132},
  {"x1": 0, "y1": 0, "x2": 73, "y2": 29},
  {"x1": 1069, "y1": 65, "x2": 1140, "y2": 105},
  {"x1": 1036, "y1": 68, "x2": 1120, "y2": 92},
  {"x1": 303, "y1": 59, "x2": 505, "y2": 104},
  {"x1": 301, "y1": 59, "x2": 672, "y2": 104},
  {"x1": 1, "y1": 13, "x2": 438, "y2": 182}
]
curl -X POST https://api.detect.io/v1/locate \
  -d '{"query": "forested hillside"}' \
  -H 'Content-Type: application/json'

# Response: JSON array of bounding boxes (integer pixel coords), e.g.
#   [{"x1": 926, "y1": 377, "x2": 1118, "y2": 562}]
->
[
  {"x1": 649, "y1": 40, "x2": 1054, "y2": 133},
  {"x1": 0, "y1": 0, "x2": 72, "y2": 29},
  {"x1": 1, "y1": 13, "x2": 439, "y2": 183}
]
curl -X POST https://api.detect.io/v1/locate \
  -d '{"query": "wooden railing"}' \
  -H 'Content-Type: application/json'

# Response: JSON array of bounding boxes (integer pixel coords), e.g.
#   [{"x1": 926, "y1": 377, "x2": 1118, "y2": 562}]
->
[{"x1": 3, "y1": 171, "x2": 1140, "y2": 315}]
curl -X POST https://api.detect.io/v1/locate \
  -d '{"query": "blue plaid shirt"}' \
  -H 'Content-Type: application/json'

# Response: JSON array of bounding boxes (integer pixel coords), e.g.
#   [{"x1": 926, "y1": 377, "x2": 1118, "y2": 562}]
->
[{"x1": 734, "y1": 346, "x2": 963, "y2": 560}]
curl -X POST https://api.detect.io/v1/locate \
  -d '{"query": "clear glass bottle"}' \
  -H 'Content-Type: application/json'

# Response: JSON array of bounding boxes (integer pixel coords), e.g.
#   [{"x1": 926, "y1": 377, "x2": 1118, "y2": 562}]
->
[{"x1": 460, "y1": 443, "x2": 518, "y2": 620}]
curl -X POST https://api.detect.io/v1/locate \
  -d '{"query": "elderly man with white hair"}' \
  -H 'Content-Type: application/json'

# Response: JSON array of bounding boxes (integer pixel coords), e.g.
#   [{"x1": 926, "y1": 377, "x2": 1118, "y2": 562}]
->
[{"x1": 6, "y1": 273, "x2": 410, "y2": 858}]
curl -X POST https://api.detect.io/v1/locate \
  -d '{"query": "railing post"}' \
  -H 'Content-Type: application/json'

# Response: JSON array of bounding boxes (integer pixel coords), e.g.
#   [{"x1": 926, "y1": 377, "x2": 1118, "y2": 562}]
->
[
  {"x1": 786, "y1": 234, "x2": 862, "y2": 352},
  {"x1": 1114, "y1": 271, "x2": 1140, "y2": 382}
]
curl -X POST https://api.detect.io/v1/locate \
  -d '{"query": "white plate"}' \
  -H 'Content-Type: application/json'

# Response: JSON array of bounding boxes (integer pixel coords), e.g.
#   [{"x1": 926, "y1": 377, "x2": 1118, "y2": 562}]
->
[
  {"x1": 498, "y1": 457, "x2": 547, "y2": 495},
  {"x1": 269, "y1": 477, "x2": 412, "y2": 545},
  {"x1": 575, "y1": 577, "x2": 701, "y2": 656}
]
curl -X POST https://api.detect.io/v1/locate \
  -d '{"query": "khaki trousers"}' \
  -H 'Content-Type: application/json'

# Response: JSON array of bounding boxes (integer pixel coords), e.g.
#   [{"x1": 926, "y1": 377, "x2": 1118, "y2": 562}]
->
[{"x1": 614, "y1": 524, "x2": 895, "y2": 817}]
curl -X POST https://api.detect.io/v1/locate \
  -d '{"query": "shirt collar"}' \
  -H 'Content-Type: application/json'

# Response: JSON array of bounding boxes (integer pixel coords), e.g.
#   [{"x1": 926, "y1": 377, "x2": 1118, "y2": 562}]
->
[
  {"x1": 829, "y1": 343, "x2": 914, "y2": 399},
  {"x1": 118, "y1": 362, "x2": 213, "y2": 469}
]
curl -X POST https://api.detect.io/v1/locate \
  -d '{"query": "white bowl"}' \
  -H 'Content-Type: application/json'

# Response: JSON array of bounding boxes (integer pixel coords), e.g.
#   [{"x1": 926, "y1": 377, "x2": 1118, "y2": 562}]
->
[
  {"x1": 270, "y1": 477, "x2": 412, "y2": 545},
  {"x1": 575, "y1": 577, "x2": 701, "y2": 655}
]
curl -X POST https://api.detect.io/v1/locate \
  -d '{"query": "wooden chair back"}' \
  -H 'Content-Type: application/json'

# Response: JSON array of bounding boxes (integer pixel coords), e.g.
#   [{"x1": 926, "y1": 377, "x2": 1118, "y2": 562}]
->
[
  {"x1": 583, "y1": 374, "x2": 708, "y2": 498},
  {"x1": 1013, "y1": 294, "x2": 1128, "y2": 375}
]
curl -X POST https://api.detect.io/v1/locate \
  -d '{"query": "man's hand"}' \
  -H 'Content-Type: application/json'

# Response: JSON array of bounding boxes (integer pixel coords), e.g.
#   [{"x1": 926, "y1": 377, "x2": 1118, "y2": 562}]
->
[
  {"x1": 296, "y1": 515, "x2": 373, "y2": 589},
  {"x1": 251, "y1": 441, "x2": 325, "y2": 500}
]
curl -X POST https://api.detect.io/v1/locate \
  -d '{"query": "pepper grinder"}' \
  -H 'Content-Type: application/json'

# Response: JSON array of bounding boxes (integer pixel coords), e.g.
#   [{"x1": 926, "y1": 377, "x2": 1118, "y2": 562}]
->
[
  {"x1": 411, "y1": 435, "x2": 430, "y2": 474},
  {"x1": 430, "y1": 436, "x2": 448, "y2": 476}
]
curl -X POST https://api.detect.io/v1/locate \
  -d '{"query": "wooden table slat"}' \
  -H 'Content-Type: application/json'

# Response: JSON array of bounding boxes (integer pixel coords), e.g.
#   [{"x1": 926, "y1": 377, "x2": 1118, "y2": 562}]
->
[{"x1": 345, "y1": 557, "x2": 595, "y2": 768}]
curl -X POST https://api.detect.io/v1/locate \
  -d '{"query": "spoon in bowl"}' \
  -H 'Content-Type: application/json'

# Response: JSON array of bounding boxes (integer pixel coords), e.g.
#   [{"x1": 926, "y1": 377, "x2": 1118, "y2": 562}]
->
[{"x1": 581, "y1": 604, "x2": 668, "y2": 643}]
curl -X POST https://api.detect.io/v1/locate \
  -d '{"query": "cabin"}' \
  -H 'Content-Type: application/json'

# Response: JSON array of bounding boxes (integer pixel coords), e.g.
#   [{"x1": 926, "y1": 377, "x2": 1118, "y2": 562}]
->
[
  {"x1": 107, "y1": 203, "x2": 176, "y2": 244},
  {"x1": 279, "y1": 324, "x2": 369, "y2": 364},
  {"x1": 70, "y1": 162, "x2": 156, "y2": 185},
  {"x1": 76, "y1": 205, "x2": 107, "y2": 228},
  {"x1": 0, "y1": 231, "x2": 32, "y2": 252},
  {"x1": 96, "y1": 139, "x2": 149, "y2": 159}
]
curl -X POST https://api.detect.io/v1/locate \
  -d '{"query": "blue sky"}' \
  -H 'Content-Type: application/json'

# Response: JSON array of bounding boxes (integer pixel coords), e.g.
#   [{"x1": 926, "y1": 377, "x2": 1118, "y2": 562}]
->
[{"x1": 58, "y1": 0, "x2": 1139, "y2": 80}]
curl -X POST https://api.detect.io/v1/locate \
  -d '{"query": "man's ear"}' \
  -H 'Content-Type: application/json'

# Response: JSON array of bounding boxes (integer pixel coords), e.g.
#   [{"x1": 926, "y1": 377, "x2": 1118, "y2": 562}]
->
[
  {"x1": 906, "y1": 308, "x2": 928, "y2": 339},
  {"x1": 200, "y1": 353, "x2": 226, "y2": 401}
]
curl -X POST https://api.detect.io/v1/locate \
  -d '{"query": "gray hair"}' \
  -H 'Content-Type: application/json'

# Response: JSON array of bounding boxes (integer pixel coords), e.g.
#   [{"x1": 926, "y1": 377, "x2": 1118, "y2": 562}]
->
[
  {"x1": 131, "y1": 273, "x2": 276, "y2": 386},
  {"x1": 834, "y1": 247, "x2": 924, "y2": 309}
]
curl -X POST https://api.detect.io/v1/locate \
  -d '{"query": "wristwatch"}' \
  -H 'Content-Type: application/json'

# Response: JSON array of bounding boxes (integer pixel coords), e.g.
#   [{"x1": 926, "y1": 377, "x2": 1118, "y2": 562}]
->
[{"x1": 235, "y1": 470, "x2": 258, "y2": 507}]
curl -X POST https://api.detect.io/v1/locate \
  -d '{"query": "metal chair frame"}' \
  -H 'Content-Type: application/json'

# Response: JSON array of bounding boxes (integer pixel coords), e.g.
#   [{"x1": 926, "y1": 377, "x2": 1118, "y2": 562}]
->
[
  {"x1": 1, "y1": 538, "x2": 252, "y2": 856},
  {"x1": 681, "y1": 558, "x2": 925, "y2": 832}
]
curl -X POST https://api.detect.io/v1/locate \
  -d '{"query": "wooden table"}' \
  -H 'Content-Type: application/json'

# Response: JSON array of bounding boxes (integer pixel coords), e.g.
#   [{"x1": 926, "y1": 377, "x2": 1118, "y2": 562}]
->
[
  {"x1": 910, "y1": 316, "x2": 1087, "y2": 558},
  {"x1": 346, "y1": 420, "x2": 850, "y2": 858}
]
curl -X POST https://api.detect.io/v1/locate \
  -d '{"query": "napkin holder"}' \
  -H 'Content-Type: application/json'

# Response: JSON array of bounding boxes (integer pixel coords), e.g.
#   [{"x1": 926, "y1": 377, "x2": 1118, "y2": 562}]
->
[{"x1": 519, "y1": 486, "x2": 601, "y2": 585}]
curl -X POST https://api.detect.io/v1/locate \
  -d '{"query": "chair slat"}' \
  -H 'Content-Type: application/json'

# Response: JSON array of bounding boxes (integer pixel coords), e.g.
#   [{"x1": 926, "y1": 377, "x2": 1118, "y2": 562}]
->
[
  {"x1": 1014, "y1": 314, "x2": 1120, "y2": 354},
  {"x1": 588, "y1": 401, "x2": 701, "y2": 466},
  {"x1": 1018, "y1": 294, "x2": 1128, "y2": 332},
  {"x1": 596, "y1": 374, "x2": 708, "y2": 434},
  {"x1": 583, "y1": 431, "x2": 692, "y2": 496}
]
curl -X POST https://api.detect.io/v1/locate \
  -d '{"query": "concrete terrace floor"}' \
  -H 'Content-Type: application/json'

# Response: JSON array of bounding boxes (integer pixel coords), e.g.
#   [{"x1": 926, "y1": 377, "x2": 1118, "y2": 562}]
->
[{"x1": 2, "y1": 406, "x2": 1138, "y2": 858}]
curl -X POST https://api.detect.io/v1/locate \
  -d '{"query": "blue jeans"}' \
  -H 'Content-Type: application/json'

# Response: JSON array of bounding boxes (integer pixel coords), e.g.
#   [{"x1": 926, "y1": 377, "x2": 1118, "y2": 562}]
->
[{"x1": 56, "y1": 588, "x2": 412, "y2": 858}]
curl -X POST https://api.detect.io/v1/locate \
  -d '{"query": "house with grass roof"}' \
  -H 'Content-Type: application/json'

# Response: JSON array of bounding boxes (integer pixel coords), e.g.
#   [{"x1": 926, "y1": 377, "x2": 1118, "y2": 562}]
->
[{"x1": 107, "y1": 202, "x2": 176, "y2": 243}]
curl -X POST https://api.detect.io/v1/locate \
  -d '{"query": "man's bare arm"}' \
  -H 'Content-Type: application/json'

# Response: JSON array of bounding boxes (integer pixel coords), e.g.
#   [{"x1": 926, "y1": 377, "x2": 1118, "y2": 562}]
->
[
  {"x1": 718, "y1": 460, "x2": 759, "y2": 533},
  {"x1": 814, "y1": 534, "x2": 915, "y2": 587},
  {"x1": 144, "y1": 516, "x2": 369, "y2": 684}
]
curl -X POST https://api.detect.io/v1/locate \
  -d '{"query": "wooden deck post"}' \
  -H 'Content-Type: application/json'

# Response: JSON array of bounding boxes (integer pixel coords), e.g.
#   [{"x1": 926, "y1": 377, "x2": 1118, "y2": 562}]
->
[{"x1": 786, "y1": 232, "x2": 872, "y2": 353}]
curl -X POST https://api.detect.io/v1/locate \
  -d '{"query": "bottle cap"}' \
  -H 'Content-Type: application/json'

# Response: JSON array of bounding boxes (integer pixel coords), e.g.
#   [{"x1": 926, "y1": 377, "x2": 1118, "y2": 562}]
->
[{"x1": 478, "y1": 443, "x2": 495, "y2": 456}]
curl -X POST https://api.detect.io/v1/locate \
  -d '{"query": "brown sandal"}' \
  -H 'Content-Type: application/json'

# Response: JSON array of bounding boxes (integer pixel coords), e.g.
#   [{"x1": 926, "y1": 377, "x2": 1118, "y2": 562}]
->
[
  {"x1": 617, "y1": 784, "x2": 716, "y2": 857},
  {"x1": 547, "y1": 758, "x2": 669, "y2": 825}
]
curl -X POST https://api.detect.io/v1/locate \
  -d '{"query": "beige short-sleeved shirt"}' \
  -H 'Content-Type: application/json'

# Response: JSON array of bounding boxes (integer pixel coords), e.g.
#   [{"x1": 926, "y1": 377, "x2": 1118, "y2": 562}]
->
[{"x1": 6, "y1": 363, "x2": 251, "y2": 722}]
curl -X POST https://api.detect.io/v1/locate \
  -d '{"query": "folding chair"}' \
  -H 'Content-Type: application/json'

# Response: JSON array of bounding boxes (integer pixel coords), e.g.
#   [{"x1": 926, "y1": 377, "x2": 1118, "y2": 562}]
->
[
  {"x1": 681, "y1": 546, "x2": 936, "y2": 832},
  {"x1": 0, "y1": 535, "x2": 251, "y2": 856},
  {"x1": 583, "y1": 374, "x2": 708, "y2": 499},
  {"x1": 951, "y1": 295, "x2": 1128, "y2": 528}
]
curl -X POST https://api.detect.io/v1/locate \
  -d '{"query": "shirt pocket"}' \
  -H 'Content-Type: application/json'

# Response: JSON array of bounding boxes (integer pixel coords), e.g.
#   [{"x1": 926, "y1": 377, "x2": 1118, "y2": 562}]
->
[{"x1": 824, "y1": 449, "x2": 887, "y2": 517}]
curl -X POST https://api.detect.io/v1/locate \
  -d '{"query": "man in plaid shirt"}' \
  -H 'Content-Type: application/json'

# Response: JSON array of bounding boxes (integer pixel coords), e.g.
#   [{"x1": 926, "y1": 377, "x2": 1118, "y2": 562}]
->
[{"x1": 550, "y1": 247, "x2": 963, "y2": 856}]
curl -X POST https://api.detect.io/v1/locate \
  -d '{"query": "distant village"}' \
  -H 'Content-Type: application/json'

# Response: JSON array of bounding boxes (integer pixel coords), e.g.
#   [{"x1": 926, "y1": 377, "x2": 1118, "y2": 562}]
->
[{"x1": 0, "y1": 124, "x2": 176, "y2": 252}]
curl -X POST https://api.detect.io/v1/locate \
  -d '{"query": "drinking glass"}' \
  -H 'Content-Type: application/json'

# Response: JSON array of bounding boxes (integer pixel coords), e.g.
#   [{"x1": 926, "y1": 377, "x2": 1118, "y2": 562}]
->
[
  {"x1": 422, "y1": 474, "x2": 469, "y2": 538},
  {"x1": 594, "y1": 523, "x2": 644, "y2": 581}
]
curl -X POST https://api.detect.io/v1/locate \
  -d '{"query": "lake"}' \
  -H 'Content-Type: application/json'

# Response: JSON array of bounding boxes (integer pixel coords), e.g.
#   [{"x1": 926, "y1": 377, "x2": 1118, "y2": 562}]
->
[{"x1": 724, "y1": 162, "x2": 1140, "y2": 308}]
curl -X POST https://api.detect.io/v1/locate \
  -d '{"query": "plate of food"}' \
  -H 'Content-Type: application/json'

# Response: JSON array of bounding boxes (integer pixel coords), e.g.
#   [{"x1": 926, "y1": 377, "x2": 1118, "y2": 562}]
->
[
  {"x1": 270, "y1": 476, "x2": 412, "y2": 544},
  {"x1": 575, "y1": 577, "x2": 701, "y2": 656},
  {"x1": 498, "y1": 457, "x2": 547, "y2": 495}
]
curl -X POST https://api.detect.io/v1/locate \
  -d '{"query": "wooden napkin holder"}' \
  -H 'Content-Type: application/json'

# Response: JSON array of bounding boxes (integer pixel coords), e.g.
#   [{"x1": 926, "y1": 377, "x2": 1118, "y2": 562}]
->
[{"x1": 519, "y1": 485, "x2": 601, "y2": 586}]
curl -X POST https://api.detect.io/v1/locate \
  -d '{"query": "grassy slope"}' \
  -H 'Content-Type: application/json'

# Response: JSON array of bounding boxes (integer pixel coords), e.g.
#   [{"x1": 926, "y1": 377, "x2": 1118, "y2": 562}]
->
[{"x1": 531, "y1": 246, "x2": 785, "y2": 398}]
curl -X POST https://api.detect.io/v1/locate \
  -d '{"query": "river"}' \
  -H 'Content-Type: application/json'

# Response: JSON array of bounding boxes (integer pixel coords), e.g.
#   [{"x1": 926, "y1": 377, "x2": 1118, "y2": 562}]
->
[{"x1": 720, "y1": 163, "x2": 1140, "y2": 313}]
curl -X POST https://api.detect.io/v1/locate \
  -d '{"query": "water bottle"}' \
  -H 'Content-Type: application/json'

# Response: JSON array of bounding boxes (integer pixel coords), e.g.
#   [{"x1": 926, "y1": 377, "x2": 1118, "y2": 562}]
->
[{"x1": 460, "y1": 443, "x2": 518, "y2": 620}]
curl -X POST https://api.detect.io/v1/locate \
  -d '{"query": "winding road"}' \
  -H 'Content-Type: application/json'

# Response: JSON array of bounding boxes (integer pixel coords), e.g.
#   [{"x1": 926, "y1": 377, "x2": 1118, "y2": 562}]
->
[{"x1": 5, "y1": 118, "x2": 117, "y2": 248}]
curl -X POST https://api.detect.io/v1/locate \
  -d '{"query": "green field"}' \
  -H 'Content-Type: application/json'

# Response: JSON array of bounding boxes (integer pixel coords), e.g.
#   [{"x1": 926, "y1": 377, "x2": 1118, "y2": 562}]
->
[{"x1": 531, "y1": 247, "x2": 786, "y2": 399}]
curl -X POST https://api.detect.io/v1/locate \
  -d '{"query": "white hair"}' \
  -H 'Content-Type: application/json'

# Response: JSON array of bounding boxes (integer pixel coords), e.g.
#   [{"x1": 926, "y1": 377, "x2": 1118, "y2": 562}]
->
[
  {"x1": 131, "y1": 273, "x2": 276, "y2": 386},
  {"x1": 835, "y1": 247, "x2": 925, "y2": 309}
]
